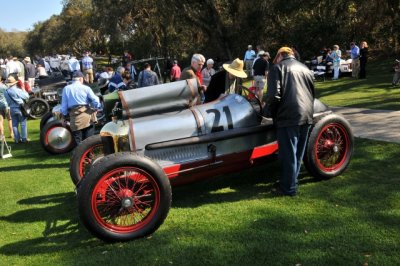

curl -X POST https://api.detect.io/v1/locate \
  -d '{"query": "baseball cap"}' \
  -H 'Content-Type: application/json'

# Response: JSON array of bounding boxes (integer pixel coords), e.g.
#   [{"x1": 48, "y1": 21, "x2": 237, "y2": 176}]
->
[{"x1": 72, "y1": 70, "x2": 84, "y2": 78}]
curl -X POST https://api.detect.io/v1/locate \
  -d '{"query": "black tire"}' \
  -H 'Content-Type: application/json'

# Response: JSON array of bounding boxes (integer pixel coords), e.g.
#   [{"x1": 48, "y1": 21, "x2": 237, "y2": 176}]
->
[
  {"x1": 40, "y1": 111, "x2": 55, "y2": 130},
  {"x1": 77, "y1": 153, "x2": 172, "y2": 242},
  {"x1": 304, "y1": 114, "x2": 354, "y2": 179},
  {"x1": 69, "y1": 135, "x2": 104, "y2": 185},
  {"x1": 40, "y1": 120, "x2": 76, "y2": 154},
  {"x1": 28, "y1": 98, "x2": 50, "y2": 119}
]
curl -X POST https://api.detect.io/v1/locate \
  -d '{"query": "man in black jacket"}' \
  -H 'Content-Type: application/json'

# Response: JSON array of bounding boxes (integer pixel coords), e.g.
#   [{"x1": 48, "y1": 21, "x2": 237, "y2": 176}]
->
[{"x1": 265, "y1": 47, "x2": 315, "y2": 196}]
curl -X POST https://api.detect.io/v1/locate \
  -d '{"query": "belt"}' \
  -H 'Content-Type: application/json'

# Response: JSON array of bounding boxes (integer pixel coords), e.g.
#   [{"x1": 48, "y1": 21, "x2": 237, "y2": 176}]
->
[{"x1": 68, "y1": 104, "x2": 88, "y2": 111}]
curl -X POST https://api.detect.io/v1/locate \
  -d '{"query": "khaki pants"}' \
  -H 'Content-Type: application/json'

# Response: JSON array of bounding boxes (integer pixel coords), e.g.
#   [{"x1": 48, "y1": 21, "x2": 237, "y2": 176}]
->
[
  {"x1": 352, "y1": 58, "x2": 360, "y2": 78},
  {"x1": 245, "y1": 60, "x2": 254, "y2": 77},
  {"x1": 83, "y1": 68, "x2": 94, "y2": 83}
]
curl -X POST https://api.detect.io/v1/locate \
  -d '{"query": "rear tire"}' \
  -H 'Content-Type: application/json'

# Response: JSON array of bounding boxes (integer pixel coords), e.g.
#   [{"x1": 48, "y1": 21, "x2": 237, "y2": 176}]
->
[
  {"x1": 304, "y1": 114, "x2": 354, "y2": 179},
  {"x1": 40, "y1": 120, "x2": 76, "y2": 154},
  {"x1": 77, "y1": 153, "x2": 172, "y2": 242}
]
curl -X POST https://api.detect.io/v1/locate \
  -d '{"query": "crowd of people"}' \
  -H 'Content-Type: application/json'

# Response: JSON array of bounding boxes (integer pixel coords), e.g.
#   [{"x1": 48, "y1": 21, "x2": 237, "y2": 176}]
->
[{"x1": 309, "y1": 41, "x2": 369, "y2": 80}]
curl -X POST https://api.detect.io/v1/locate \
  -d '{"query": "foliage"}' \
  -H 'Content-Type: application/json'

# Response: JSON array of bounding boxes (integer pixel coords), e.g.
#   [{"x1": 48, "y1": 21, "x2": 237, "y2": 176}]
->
[
  {"x1": 9, "y1": 0, "x2": 399, "y2": 62},
  {"x1": 0, "y1": 29, "x2": 27, "y2": 57}
]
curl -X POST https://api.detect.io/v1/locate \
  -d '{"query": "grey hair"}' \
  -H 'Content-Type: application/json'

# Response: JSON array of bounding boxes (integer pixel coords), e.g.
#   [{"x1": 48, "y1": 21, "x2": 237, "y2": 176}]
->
[
  {"x1": 191, "y1": 54, "x2": 205, "y2": 64},
  {"x1": 117, "y1": 66, "x2": 125, "y2": 74}
]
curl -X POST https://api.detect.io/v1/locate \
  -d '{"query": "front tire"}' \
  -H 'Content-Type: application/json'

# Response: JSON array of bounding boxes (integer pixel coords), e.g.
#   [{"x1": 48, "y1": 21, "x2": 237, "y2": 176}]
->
[
  {"x1": 304, "y1": 114, "x2": 354, "y2": 179},
  {"x1": 40, "y1": 120, "x2": 76, "y2": 154},
  {"x1": 70, "y1": 135, "x2": 104, "y2": 185},
  {"x1": 40, "y1": 111, "x2": 55, "y2": 130},
  {"x1": 77, "y1": 153, "x2": 172, "y2": 242}
]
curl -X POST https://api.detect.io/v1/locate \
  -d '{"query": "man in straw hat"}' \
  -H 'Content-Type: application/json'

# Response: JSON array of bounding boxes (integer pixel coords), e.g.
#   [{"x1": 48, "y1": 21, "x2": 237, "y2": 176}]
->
[
  {"x1": 265, "y1": 47, "x2": 315, "y2": 196},
  {"x1": 204, "y1": 58, "x2": 247, "y2": 103},
  {"x1": 3, "y1": 74, "x2": 30, "y2": 143}
]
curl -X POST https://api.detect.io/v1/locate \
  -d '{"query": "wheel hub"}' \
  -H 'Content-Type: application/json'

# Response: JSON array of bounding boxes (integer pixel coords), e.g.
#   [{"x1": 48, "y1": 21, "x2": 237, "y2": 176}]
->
[
  {"x1": 47, "y1": 127, "x2": 72, "y2": 150},
  {"x1": 333, "y1": 144, "x2": 339, "y2": 153},
  {"x1": 121, "y1": 197, "x2": 133, "y2": 208}
]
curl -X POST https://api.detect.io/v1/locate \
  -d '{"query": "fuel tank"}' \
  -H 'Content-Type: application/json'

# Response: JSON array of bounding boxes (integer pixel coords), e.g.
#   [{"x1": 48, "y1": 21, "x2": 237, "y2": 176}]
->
[
  {"x1": 119, "y1": 79, "x2": 200, "y2": 119},
  {"x1": 130, "y1": 94, "x2": 260, "y2": 150}
]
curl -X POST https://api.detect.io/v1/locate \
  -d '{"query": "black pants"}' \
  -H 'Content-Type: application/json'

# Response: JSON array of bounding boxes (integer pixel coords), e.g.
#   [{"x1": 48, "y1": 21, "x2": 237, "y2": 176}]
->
[
  {"x1": 72, "y1": 125, "x2": 94, "y2": 145},
  {"x1": 359, "y1": 59, "x2": 367, "y2": 78}
]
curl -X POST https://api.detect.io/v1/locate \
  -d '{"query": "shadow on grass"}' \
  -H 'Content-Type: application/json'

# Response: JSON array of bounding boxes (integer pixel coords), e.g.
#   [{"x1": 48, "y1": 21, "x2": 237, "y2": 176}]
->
[
  {"x1": 171, "y1": 161, "x2": 320, "y2": 208},
  {"x1": 0, "y1": 162, "x2": 69, "y2": 172},
  {"x1": 0, "y1": 192, "x2": 99, "y2": 256},
  {"x1": 0, "y1": 192, "x2": 98, "y2": 256}
]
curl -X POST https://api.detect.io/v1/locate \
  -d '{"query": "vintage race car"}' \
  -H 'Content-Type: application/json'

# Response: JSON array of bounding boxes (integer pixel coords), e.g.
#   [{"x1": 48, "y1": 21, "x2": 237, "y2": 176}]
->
[{"x1": 73, "y1": 79, "x2": 354, "y2": 242}]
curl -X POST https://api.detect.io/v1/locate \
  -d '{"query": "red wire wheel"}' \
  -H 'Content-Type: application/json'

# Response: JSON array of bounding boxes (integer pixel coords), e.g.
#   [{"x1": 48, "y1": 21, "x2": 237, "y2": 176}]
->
[
  {"x1": 77, "y1": 153, "x2": 171, "y2": 242},
  {"x1": 304, "y1": 114, "x2": 354, "y2": 179},
  {"x1": 70, "y1": 135, "x2": 104, "y2": 185}
]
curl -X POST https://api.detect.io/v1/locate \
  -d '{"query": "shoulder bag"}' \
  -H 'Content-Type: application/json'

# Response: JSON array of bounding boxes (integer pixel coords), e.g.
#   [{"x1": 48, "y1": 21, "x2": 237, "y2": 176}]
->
[{"x1": 5, "y1": 89, "x2": 31, "y2": 117}]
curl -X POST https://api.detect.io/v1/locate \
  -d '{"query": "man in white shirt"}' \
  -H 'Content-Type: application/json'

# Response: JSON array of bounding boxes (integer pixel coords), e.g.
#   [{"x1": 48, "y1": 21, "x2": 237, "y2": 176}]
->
[
  {"x1": 68, "y1": 55, "x2": 81, "y2": 77},
  {"x1": 5, "y1": 56, "x2": 20, "y2": 77}
]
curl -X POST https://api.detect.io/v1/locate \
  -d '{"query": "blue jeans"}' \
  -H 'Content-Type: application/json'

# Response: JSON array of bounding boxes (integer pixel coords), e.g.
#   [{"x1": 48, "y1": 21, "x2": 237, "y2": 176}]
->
[
  {"x1": 72, "y1": 125, "x2": 94, "y2": 145},
  {"x1": 277, "y1": 124, "x2": 311, "y2": 195},
  {"x1": 10, "y1": 107, "x2": 28, "y2": 143}
]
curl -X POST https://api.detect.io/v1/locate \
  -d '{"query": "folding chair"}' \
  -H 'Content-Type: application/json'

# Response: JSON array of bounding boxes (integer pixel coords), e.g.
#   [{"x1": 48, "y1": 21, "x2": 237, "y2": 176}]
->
[{"x1": 313, "y1": 65, "x2": 326, "y2": 81}]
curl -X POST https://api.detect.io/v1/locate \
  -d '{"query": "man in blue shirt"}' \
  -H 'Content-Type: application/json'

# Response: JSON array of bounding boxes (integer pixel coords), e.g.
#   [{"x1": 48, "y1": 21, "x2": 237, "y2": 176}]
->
[
  {"x1": 61, "y1": 71, "x2": 101, "y2": 144},
  {"x1": 350, "y1": 42, "x2": 360, "y2": 78},
  {"x1": 81, "y1": 52, "x2": 94, "y2": 84},
  {"x1": 243, "y1": 45, "x2": 256, "y2": 78}
]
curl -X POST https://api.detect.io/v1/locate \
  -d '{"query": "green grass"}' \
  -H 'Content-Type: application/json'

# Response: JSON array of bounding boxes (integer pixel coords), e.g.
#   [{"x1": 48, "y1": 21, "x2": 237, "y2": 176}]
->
[
  {"x1": 314, "y1": 59, "x2": 400, "y2": 110},
  {"x1": 1, "y1": 59, "x2": 400, "y2": 265}
]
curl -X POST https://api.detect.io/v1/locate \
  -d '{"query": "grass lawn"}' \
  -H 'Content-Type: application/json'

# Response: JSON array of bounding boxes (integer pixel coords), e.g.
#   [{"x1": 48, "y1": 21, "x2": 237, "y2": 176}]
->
[{"x1": 0, "y1": 59, "x2": 399, "y2": 265}]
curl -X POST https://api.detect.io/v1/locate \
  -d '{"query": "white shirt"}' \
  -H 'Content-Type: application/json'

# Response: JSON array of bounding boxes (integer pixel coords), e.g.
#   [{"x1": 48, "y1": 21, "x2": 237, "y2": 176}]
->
[
  {"x1": 6, "y1": 60, "x2": 20, "y2": 76},
  {"x1": 68, "y1": 57, "x2": 81, "y2": 72}
]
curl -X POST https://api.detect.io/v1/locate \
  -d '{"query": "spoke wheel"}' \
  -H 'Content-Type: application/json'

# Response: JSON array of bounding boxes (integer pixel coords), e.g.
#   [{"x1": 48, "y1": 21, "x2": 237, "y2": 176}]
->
[
  {"x1": 28, "y1": 98, "x2": 50, "y2": 119},
  {"x1": 304, "y1": 114, "x2": 354, "y2": 179},
  {"x1": 70, "y1": 135, "x2": 104, "y2": 185},
  {"x1": 315, "y1": 123, "x2": 349, "y2": 171},
  {"x1": 78, "y1": 153, "x2": 171, "y2": 242},
  {"x1": 92, "y1": 167, "x2": 160, "y2": 233}
]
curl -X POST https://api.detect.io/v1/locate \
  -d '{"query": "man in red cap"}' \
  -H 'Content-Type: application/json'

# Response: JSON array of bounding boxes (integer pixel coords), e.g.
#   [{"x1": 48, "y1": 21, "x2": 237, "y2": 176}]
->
[{"x1": 265, "y1": 47, "x2": 315, "y2": 196}]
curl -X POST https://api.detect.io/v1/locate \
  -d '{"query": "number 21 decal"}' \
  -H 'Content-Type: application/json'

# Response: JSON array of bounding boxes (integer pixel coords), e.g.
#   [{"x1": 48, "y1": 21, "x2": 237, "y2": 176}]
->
[{"x1": 206, "y1": 106, "x2": 233, "y2": 133}]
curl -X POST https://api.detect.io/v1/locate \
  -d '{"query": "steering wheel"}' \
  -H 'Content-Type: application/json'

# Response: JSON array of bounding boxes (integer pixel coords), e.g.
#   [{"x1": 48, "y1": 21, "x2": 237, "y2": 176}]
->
[{"x1": 239, "y1": 85, "x2": 263, "y2": 117}]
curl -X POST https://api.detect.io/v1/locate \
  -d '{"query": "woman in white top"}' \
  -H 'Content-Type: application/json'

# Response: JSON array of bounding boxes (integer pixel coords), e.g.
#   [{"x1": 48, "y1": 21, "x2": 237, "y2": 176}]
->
[
  {"x1": 330, "y1": 45, "x2": 342, "y2": 80},
  {"x1": 201, "y1": 59, "x2": 216, "y2": 87}
]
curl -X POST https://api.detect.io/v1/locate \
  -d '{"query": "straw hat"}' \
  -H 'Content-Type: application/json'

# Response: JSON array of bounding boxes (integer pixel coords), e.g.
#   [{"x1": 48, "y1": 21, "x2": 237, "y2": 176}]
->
[
  {"x1": 24, "y1": 57, "x2": 31, "y2": 62},
  {"x1": 223, "y1": 58, "x2": 247, "y2": 78},
  {"x1": 277, "y1": 47, "x2": 294, "y2": 55},
  {"x1": 6, "y1": 75, "x2": 18, "y2": 86}
]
